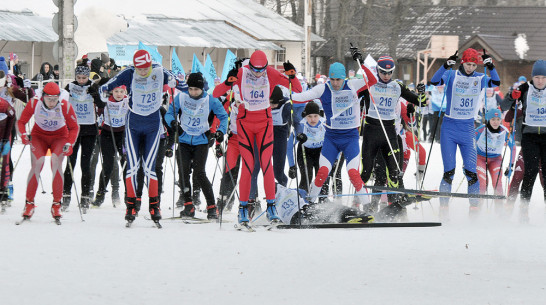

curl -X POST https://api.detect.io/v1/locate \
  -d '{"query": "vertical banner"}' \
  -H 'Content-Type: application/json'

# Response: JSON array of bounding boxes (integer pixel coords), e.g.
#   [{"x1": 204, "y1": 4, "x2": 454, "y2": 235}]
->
[{"x1": 221, "y1": 49, "x2": 237, "y2": 82}]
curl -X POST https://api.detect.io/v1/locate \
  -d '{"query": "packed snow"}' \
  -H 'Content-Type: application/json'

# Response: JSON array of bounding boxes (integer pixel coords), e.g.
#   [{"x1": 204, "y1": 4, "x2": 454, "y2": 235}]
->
[{"x1": 1, "y1": 140, "x2": 545, "y2": 305}]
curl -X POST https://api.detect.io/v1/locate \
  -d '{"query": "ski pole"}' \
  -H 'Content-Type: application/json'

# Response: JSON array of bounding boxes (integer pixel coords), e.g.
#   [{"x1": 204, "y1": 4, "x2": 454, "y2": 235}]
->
[
  {"x1": 483, "y1": 49, "x2": 489, "y2": 198},
  {"x1": 67, "y1": 159, "x2": 84, "y2": 222}
]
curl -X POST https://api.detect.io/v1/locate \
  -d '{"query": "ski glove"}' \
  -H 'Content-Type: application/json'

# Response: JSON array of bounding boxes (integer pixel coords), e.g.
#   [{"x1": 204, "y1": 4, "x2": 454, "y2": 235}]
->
[
  {"x1": 225, "y1": 68, "x2": 238, "y2": 86},
  {"x1": 22, "y1": 134, "x2": 31, "y2": 145},
  {"x1": 406, "y1": 103, "x2": 415, "y2": 116},
  {"x1": 62, "y1": 143, "x2": 73, "y2": 156},
  {"x1": 416, "y1": 83, "x2": 426, "y2": 94},
  {"x1": 443, "y1": 51, "x2": 458, "y2": 69},
  {"x1": 283, "y1": 61, "x2": 296, "y2": 79},
  {"x1": 482, "y1": 53, "x2": 495, "y2": 70},
  {"x1": 511, "y1": 89, "x2": 521, "y2": 100},
  {"x1": 1, "y1": 140, "x2": 10, "y2": 156},
  {"x1": 23, "y1": 79, "x2": 31, "y2": 88},
  {"x1": 165, "y1": 148, "x2": 173, "y2": 158},
  {"x1": 350, "y1": 46, "x2": 363, "y2": 63},
  {"x1": 215, "y1": 131, "x2": 224, "y2": 143},
  {"x1": 170, "y1": 120, "x2": 183, "y2": 135},
  {"x1": 504, "y1": 167, "x2": 511, "y2": 177},
  {"x1": 296, "y1": 133, "x2": 308, "y2": 144},
  {"x1": 288, "y1": 166, "x2": 297, "y2": 179},
  {"x1": 215, "y1": 144, "x2": 223, "y2": 158}
]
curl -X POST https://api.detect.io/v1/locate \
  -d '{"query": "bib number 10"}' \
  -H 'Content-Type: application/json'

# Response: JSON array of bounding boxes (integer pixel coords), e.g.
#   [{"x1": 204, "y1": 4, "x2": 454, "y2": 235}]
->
[{"x1": 460, "y1": 98, "x2": 473, "y2": 108}]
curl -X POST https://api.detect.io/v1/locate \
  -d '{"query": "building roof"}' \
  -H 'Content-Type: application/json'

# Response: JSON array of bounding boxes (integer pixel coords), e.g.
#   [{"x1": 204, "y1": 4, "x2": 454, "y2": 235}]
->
[
  {"x1": 0, "y1": 10, "x2": 58, "y2": 42},
  {"x1": 313, "y1": 6, "x2": 546, "y2": 61},
  {"x1": 108, "y1": 16, "x2": 283, "y2": 50},
  {"x1": 161, "y1": 0, "x2": 323, "y2": 43}
]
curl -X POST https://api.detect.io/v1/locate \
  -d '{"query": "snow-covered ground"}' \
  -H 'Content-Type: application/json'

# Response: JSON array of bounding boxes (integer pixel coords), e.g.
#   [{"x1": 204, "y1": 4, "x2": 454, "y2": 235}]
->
[{"x1": 1, "y1": 141, "x2": 545, "y2": 305}]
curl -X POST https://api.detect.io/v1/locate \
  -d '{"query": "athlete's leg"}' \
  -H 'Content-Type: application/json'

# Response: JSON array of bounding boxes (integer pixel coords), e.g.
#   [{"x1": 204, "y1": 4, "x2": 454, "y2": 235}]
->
[{"x1": 25, "y1": 136, "x2": 48, "y2": 202}]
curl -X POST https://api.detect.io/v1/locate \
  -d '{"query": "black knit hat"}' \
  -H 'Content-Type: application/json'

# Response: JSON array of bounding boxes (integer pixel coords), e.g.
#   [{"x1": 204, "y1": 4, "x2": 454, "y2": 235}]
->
[
  {"x1": 302, "y1": 101, "x2": 320, "y2": 117},
  {"x1": 270, "y1": 86, "x2": 284, "y2": 104},
  {"x1": 187, "y1": 72, "x2": 204, "y2": 90}
]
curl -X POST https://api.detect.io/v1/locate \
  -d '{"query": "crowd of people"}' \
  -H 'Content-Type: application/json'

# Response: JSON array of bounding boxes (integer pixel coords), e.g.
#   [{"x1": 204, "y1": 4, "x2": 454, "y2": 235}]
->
[{"x1": 0, "y1": 45, "x2": 544, "y2": 227}]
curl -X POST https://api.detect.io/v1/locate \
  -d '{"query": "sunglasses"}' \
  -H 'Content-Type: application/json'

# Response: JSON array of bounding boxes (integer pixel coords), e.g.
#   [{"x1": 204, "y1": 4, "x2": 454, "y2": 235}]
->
[{"x1": 379, "y1": 70, "x2": 393, "y2": 75}]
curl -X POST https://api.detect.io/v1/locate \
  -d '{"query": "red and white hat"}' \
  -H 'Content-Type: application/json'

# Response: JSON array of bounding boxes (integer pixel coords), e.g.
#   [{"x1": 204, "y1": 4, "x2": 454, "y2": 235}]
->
[{"x1": 133, "y1": 50, "x2": 152, "y2": 68}]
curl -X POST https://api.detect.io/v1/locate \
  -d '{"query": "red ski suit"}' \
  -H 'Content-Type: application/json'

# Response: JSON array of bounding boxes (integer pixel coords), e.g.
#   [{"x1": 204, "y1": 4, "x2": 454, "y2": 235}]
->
[
  {"x1": 213, "y1": 66, "x2": 302, "y2": 202},
  {"x1": 17, "y1": 97, "x2": 79, "y2": 202}
]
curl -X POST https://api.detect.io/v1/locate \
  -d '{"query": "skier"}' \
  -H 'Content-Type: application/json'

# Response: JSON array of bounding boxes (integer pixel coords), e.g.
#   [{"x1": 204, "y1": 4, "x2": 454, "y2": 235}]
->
[
  {"x1": 0, "y1": 94, "x2": 15, "y2": 211},
  {"x1": 92, "y1": 84, "x2": 129, "y2": 207},
  {"x1": 100, "y1": 49, "x2": 187, "y2": 226},
  {"x1": 287, "y1": 101, "x2": 326, "y2": 193},
  {"x1": 212, "y1": 50, "x2": 302, "y2": 228},
  {"x1": 358, "y1": 55, "x2": 427, "y2": 211},
  {"x1": 62, "y1": 60, "x2": 105, "y2": 212},
  {"x1": 430, "y1": 48, "x2": 500, "y2": 218},
  {"x1": 290, "y1": 47, "x2": 376, "y2": 210},
  {"x1": 165, "y1": 72, "x2": 228, "y2": 220},
  {"x1": 17, "y1": 82, "x2": 79, "y2": 222},
  {"x1": 504, "y1": 60, "x2": 546, "y2": 222},
  {"x1": 474, "y1": 108, "x2": 515, "y2": 216},
  {"x1": 269, "y1": 85, "x2": 291, "y2": 187}
]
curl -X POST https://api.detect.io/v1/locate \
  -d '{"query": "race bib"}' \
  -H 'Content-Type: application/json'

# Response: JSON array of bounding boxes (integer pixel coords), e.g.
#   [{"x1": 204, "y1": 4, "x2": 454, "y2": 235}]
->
[
  {"x1": 34, "y1": 100, "x2": 66, "y2": 131},
  {"x1": 68, "y1": 83, "x2": 95, "y2": 125},
  {"x1": 130, "y1": 67, "x2": 164, "y2": 115},
  {"x1": 180, "y1": 94, "x2": 210, "y2": 136},
  {"x1": 524, "y1": 85, "x2": 546, "y2": 127},
  {"x1": 367, "y1": 81, "x2": 401, "y2": 120},
  {"x1": 329, "y1": 85, "x2": 359, "y2": 129},
  {"x1": 241, "y1": 67, "x2": 270, "y2": 111},
  {"x1": 448, "y1": 72, "x2": 483, "y2": 119}
]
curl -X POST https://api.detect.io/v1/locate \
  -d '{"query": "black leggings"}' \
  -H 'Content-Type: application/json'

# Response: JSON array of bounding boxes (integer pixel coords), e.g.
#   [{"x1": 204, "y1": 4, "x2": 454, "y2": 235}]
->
[
  {"x1": 296, "y1": 144, "x2": 321, "y2": 193},
  {"x1": 97, "y1": 131, "x2": 126, "y2": 193},
  {"x1": 63, "y1": 134, "x2": 96, "y2": 197},
  {"x1": 177, "y1": 143, "x2": 215, "y2": 206},
  {"x1": 520, "y1": 133, "x2": 546, "y2": 201}
]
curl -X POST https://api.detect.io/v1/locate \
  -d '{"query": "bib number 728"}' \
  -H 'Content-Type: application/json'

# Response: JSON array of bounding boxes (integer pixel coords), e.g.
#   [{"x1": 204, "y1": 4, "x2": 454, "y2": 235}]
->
[{"x1": 141, "y1": 93, "x2": 157, "y2": 104}]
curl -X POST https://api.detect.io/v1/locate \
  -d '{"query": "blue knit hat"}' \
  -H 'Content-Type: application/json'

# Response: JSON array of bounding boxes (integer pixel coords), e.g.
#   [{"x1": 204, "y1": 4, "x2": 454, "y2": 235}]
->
[
  {"x1": 518, "y1": 76, "x2": 527, "y2": 82},
  {"x1": 485, "y1": 108, "x2": 502, "y2": 121},
  {"x1": 329, "y1": 62, "x2": 346, "y2": 79},
  {"x1": 532, "y1": 60, "x2": 546, "y2": 77},
  {"x1": 377, "y1": 55, "x2": 395, "y2": 72},
  {"x1": 0, "y1": 57, "x2": 8, "y2": 75}
]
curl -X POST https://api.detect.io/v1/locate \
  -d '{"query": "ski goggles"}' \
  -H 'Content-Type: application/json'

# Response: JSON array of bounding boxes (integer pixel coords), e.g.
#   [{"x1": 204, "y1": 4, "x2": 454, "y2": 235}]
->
[
  {"x1": 43, "y1": 94, "x2": 60, "y2": 102},
  {"x1": 378, "y1": 69, "x2": 393, "y2": 75},
  {"x1": 249, "y1": 65, "x2": 267, "y2": 73}
]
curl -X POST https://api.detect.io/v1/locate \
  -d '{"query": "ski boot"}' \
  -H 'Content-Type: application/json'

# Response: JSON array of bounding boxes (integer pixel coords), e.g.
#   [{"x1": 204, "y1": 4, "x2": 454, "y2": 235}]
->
[
  {"x1": 112, "y1": 188, "x2": 121, "y2": 206},
  {"x1": 180, "y1": 202, "x2": 195, "y2": 218},
  {"x1": 135, "y1": 197, "x2": 142, "y2": 217},
  {"x1": 149, "y1": 197, "x2": 162, "y2": 223},
  {"x1": 192, "y1": 189, "x2": 202, "y2": 209},
  {"x1": 266, "y1": 200, "x2": 281, "y2": 222},
  {"x1": 81, "y1": 196, "x2": 91, "y2": 214},
  {"x1": 125, "y1": 197, "x2": 137, "y2": 225},
  {"x1": 51, "y1": 202, "x2": 62, "y2": 222},
  {"x1": 61, "y1": 194, "x2": 71, "y2": 212},
  {"x1": 92, "y1": 190, "x2": 106, "y2": 207},
  {"x1": 238, "y1": 202, "x2": 250, "y2": 224},
  {"x1": 206, "y1": 204, "x2": 218, "y2": 220},
  {"x1": 175, "y1": 193, "x2": 185, "y2": 208},
  {"x1": 374, "y1": 202, "x2": 403, "y2": 222},
  {"x1": 22, "y1": 201, "x2": 35, "y2": 219}
]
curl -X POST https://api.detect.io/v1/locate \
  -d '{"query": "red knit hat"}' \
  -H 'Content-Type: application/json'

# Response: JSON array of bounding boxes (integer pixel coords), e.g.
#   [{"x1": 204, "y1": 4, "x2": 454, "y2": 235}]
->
[
  {"x1": 461, "y1": 48, "x2": 480, "y2": 64},
  {"x1": 133, "y1": 50, "x2": 152, "y2": 68},
  {"x1": 43, "y1": 82, "x2": 60, "y2": 96}
]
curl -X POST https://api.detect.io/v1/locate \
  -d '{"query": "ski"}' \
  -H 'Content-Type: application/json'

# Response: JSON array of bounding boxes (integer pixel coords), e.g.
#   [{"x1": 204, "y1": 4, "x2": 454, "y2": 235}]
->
[
  {"x1": 265, "y1": 219, "x2": 281, "y2": 230},
  {"x1": 276, "y1": 222, "x2": 442, "y2": 229},
  {"x1": 367, "y1": 185, "x2": 506, "y2": 200},
  {"x1": 15, "y1": 217, "x2": 30, "y2": 225},
  {"x1": 234, "y1": 222, "x2": 255, "y2": 232},
  {"x1": 153, "y1": 220, "x2": 162, "y2": 229}
]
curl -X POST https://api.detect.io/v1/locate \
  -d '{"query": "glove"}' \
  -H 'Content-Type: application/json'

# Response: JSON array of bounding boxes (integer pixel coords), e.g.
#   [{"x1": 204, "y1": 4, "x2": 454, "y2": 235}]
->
[
  {"x1": 87, "y1": 86, "x2": 99, "y2": 99},
  {"x1": 482, "y1": 53, "x2": 494, "y2": 70},
  {"x1": 215, "y1": 144, "x2": 223, "y2": 158},
  {"x1": 1, "y1": 140, "x2": 10, "y2": 156},
  {"x1": 504, "y1": 165, "x2": 513, "y2": 177},
  {"x1": 23, "y1": 79, "x2": 31, "y2": 88},
  {"x1": 443, "y1": 51, "x2": 458, "y2": 69},
  {"x1": 225, "y1": 68, "x2": 238, "y2": 86},
  {"x1": 296, "y1": 133, "x2": 308, "y2": 144},
  {"x1": 171, "y1": 120, "x2": 183, "y2": 135},
  {"x1": 215, "y1": 131, "x2": 224, "y2": 142},
  {"x1": 62, "y1": 143, "x2": 73, "y2": 156},
  {"x1": 22, "y1": 134, "x2": 31, "y2": 145},
  {"x1": 511, "y1": 89, "x2": 521, "y2": 100},
  {"x1": 416, "y1": 83, "x2": 426, "y2": 94},
  {"x1": 350, "y1": 46, "x2": 363, "y2": 63},
  {"x1": 417, "y1": 93, "x2": 427, "y2": 105},
  {"x1": 288, "y1": 166, "x2": 297, "y2": 179},
  {"x1": 165, "y1": 148, "x2": 173, "y2": 158},
  {"x1": 406, "y1": 103, "x2": 415, "y2": 116},
  {"x1": 283, "y1": 61, "x2": 296, "y2": 79},
  {"x1": 162, "y1": 92, "x2": 170, "y2": 105}
]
